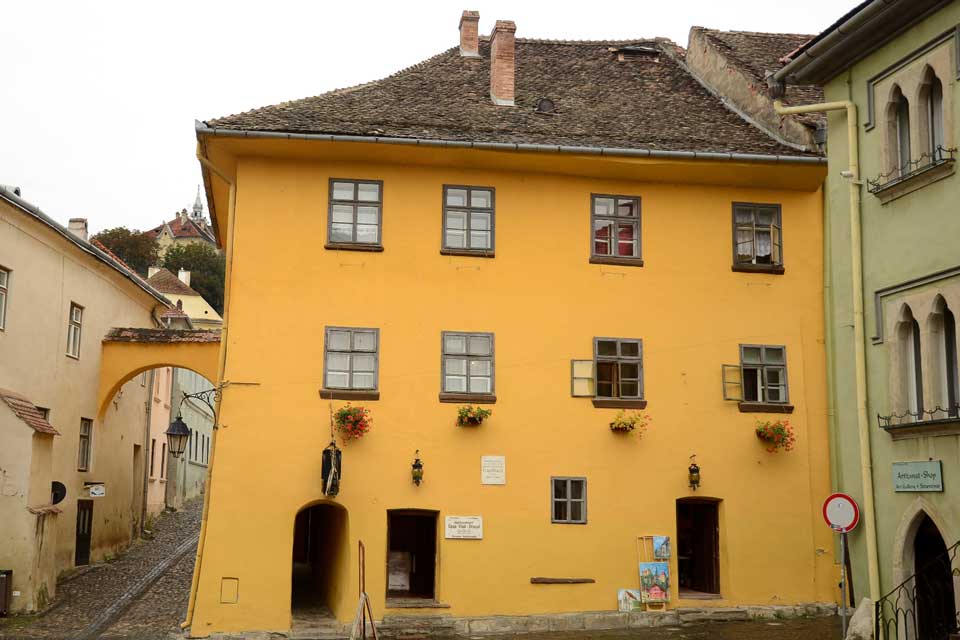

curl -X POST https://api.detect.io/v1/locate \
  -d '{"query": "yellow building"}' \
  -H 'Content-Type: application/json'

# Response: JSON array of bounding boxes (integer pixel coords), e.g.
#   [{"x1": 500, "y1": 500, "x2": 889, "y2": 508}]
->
[
  {"x1": 145, "y1": 189, "x2": 217, "y2": 258},
  {"x1": 184, "y1": 14, "x2": 838, "y2": 636}
]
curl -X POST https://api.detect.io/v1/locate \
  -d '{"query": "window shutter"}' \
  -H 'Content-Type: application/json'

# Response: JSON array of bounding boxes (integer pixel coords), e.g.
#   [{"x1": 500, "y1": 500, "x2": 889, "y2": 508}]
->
[
  {"x1": 722, "y1": 364, "x2": 743, "y2": 401},
  {"x1": 571, "y1": 360, "x2": 595, "y2": 397}
]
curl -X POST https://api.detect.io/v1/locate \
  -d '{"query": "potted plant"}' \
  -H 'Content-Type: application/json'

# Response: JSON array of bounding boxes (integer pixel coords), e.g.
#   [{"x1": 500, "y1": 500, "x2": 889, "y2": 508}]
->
[
  {"x1": 334, "y1": 403, "x2": 371, "y2": 442},
  {"x1": 755, "y1": 419, "x2": 796, "y2": 453},
  {"x1": 457, "y1": 405, "x2": 492, "y2": 427},
  {"x1": 609, "y1": 410, "x2": 650, "y2": 436}
]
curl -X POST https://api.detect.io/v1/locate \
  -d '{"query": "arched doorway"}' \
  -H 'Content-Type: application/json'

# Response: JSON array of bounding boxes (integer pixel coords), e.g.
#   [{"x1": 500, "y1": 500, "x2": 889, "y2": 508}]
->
[
  {"x1": 913, "y1": 514, "x2": 957, "y2": 639},
  {"x1": 291, "y1": 502, "x2": 349, "y2": 622}
]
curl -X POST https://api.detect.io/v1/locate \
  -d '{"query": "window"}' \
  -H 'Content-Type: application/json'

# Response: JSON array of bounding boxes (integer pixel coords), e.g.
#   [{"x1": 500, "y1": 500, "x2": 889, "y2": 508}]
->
[
  {"x1": 591, "y1": 194, "x2": 641, "y2": 264},
  {"x1": 738, "y1": 345, "x2": 788, "y2": 405},
  {"x1": 900, "y1": 310, "x2": 924, "y2": 416},
  {"x1": 160, "y1": 443, "x2": 167, "y2": 478},
  {"x1": 0, "y1": 267, "x2": 8, "y2": 330},
  {"x1": 895, "y1": 88, "x2": 911, "y2": 175},
  {"x1": 66, "y1": 303, "x2": 83, "y2": 358},
  {"x1": 551, "y1": 477, "x2": 586, "y2": 524},
  {"x1": 594, "y1": 338, "x2": 643, "y2": 399},
  {"x1": 327, "y1": 179, "x2": 383, "y2": 248},
  {"x1": 78, "y1": 418, "x2": 92, "y2": 471},
  {"x1": 733, "y1": 203, "x2": 782, "y2": 272},
  {"x1": 942, "y1": 304, "x2": 958, "y2": 417},
  {"x1": 36, "y1": 407, "x2": 49, "y2": 421},
  {"x1": 441, "y1": 331, "x2": 494, "y2": 398},
  {"x1": 150, "y1": 438, "x2": 156, "y2": 477},
  {"x1": 924, "y1": 71, "x2": 945, "y2": 161},
  {"x1": 442, "y1": 186, "x2": 494, "y2": 255},
  {"x1": 323, "y1": 327, "x2": 379, "y2": 392}
]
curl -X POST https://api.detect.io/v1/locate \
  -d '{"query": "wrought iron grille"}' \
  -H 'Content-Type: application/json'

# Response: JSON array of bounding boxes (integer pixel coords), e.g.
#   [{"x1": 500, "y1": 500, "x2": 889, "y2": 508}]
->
[
  {"x1": 878, "y1": 404, "x2": 960, "y2": 430},
  {"x1": 867, "y1": 146, "x2": 956, "y2": 193},
  {"x1": 876, "y1": 540, "x2": 960, "y2": 640}
]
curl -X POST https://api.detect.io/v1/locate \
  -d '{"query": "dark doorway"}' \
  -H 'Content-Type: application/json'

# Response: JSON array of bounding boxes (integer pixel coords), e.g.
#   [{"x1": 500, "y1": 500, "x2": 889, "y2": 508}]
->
[
  {"x1": 386, "y1": 511, "x2": 437, "y2": 602},
  {"x1": 676, "y1": 499, "x2": 720, "y2": 596},
  {"x1": 75, "y1": 500, "x2": 93, "y2": 566},
  {"x1": 291, "y1": 503, "x2": 348, "y2": 621},
  {"x1": 913, "y1": 514, "x2": 957, "y2": 639}
]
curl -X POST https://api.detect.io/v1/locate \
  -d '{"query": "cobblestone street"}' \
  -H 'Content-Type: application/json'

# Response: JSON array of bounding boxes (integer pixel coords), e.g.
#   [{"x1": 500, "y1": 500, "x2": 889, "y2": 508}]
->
[{"x1": 0, "y1": 499, "x2": 201, "y2": 640}]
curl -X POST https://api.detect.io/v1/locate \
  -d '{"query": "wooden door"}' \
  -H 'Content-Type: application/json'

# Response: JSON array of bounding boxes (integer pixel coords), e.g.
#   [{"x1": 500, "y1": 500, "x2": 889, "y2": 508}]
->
[{"x1": 75, "y1": 500, "x2": 93, "y2": 566}]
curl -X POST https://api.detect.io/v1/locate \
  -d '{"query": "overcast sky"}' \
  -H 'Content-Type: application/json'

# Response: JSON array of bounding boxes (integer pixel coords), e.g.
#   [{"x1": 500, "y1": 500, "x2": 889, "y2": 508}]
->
[{"x1": 1, "y1": 1, "x2": 859, "y2": 234}]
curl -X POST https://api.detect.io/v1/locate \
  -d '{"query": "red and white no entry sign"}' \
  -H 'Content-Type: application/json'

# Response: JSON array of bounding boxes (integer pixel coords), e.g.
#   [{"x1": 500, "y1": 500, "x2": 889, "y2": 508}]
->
[{"x1": 823, "y1": 493, "x2": 860, "y2": 533}]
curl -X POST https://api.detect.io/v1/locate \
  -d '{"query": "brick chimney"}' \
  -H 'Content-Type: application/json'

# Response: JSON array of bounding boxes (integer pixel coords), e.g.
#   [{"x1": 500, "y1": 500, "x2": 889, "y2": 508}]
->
[
  {"x1": 490, "y1": 20, "x2": 516, "y2": 106},
  {"x1": 459, "y1": 10, "x2": 480, "y2": 57},
  {"x1": 178, "y1": 269, "x2": 191, "y2": 287},
  {"x1": 67, "y1": 218, "x2": 88, "y2": 242}
]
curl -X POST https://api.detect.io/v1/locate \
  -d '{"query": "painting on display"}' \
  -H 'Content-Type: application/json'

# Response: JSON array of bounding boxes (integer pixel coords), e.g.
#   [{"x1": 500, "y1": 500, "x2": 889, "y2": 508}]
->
[
  {"x1": 652, "y1": 536, "x2": 671, "y2": 560},
  {"x1": 639, "y1": 561, "x2": 670, "y2": 603},
  {"x1": 617, "y1": 588, "x2": 643, "y2": 612}
]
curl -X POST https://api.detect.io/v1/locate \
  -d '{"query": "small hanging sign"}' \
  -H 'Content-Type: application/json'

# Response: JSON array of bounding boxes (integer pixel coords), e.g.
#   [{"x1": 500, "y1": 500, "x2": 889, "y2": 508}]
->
[{"x1": 893, "y1": 460, "x2": 943, "y2": 492}]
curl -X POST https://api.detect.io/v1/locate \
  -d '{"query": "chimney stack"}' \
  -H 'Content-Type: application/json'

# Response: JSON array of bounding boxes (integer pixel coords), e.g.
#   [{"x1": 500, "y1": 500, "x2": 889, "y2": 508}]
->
[
  {"x1": 178, "y1": 269, "x2": 191, "y2": 287},
  {"x1": 148, "y1": 266, "x2": 161, "y2": 278},
  {"x1": 490, "y1": 20, "x2": 516, "y2": 106},
  {"x1": 67, "y1": 218, "x2": 88, "y2": 242},
  {"x1": 459, "y1": 10, "x2": 480, "y2": 57}
]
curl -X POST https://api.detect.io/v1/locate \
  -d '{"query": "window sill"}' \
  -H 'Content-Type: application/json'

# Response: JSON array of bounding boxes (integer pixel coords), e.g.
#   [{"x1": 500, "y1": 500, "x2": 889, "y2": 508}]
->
[
  {"x1": 324, "y1": 242, "x2": 383, "y2": 252},
  {"x1": 592, "y1": 398, "x2": 647, "y2": 409},
  {"x1": 881, "y1": 417, "x2": 960, "y2": 440},
  {"x1": 65, "y1": 353, "x2": 80, "y2": 361},
  {"x1": 869, "y1": 158, "x2": 955, "y2": 204},
  {"x1": 731, "y1": 264, "x2": 784, "y2": 275},
  {"x1": 319, "y1": 389, "x2": 380, "y2": 401},
  {"x1": 738, "y1": 402, "x2": 793, "y2": 414},
  {"x1": 590, "y1": 256, "x2": 644, "y2": 267},
  {"x1": 385, "y1": 598, "x2": 451, "y2": 609},
  {"x1": 530, "y1": 577, "x2": 595, "y2": 584},
  {"x1": 439, "y1": 392, "x2": 496, "y2": 404},
  {"x1": 440, "y1": 249, "x2": 495, "y2": 258}
]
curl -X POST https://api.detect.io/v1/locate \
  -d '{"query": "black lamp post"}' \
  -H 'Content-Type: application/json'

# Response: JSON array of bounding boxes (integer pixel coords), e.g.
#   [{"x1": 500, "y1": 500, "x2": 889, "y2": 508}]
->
[{"x1": 166, "y1": 416, "x2": 191, "y2": 458}]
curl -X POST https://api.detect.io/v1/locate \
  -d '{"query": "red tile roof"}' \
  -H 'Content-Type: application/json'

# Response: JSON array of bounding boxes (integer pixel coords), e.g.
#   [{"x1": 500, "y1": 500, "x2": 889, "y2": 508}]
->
[
  {"x1": 146, "y1": 213, "x2": 216, "y2": 244},
  {"x1": 147, "y1": 267, "x2": 200, "y2": 296},
  {"x1": 0, "y1": 388, "x2": 60, "y2": 435}
]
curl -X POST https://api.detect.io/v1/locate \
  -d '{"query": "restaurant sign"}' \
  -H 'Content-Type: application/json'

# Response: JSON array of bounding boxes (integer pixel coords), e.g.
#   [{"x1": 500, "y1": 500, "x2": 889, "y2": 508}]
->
[{"x1": 893, "y1": 461, "x2": 943, "y2": 492}]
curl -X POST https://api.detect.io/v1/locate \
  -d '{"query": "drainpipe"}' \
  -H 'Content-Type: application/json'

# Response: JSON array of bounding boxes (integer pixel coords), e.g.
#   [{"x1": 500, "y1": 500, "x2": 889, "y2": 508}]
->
[
  {"x1": 141, "y1": 369, "x2": 155, "y2": 536},
  {"x1": 773, "y1": 98, "x2": 881, "y2": 604},
  {"x1": 181, "y1": 146, "x2": 237, "y2": 630}
]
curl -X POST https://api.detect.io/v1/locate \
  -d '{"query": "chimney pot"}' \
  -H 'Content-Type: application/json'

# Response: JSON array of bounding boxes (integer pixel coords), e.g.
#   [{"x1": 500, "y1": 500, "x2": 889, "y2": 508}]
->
[
  {"x1": 67, "y1": 218, "x2": 88, "y2": 242},
  {"x1": 459, "y1": 10, "x2": 480, "y2": 57},
  {"x1": 178, "y1": 269, "x2": 191, "y2": 287},
  {"x1": 490, "y1": 20, "x2": 517, "y2": 106}
]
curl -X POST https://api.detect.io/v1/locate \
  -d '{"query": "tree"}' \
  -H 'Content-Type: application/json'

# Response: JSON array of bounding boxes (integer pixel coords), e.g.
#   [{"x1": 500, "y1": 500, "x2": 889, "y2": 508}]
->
[
  {"x1": 162, "y1": 243, "x2": 225, "y2": 314},
  {"x1": 90, "y1": 227, "x2": 159, "y2": 277}
]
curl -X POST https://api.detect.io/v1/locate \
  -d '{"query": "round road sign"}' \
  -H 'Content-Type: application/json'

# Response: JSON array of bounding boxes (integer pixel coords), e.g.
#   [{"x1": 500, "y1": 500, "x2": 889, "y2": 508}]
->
[{"x1": 823, "y1": 493, "x2": 860, "y2": 533}]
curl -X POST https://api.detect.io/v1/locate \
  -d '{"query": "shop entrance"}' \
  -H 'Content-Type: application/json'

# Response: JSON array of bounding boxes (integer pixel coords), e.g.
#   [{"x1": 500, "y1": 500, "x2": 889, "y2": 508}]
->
[
  {"x1": 676, "y1": 498, "x2": 720, "y2": 597},
  {"x1": 291, "y1": 503, "x2": 348, "y2": 621},
  {"x1": 386, "y1": 510, "x2": 437, "y2": 602},
  {"x1": 913, "y1": 514, "x2": 957, "y2": 639}
]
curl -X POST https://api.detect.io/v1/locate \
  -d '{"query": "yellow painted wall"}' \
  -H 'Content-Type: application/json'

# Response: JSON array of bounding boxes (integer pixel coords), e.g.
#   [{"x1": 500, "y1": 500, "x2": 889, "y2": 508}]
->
[{"x1": 190, "y1": 144, "x2": 836, "y2": 635}]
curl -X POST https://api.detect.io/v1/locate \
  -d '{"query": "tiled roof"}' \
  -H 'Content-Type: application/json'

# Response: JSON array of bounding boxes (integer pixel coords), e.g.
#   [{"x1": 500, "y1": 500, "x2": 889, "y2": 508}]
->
[
  {"x1": 0, "y1": 388, "x2": 59, "y2": 435},
  {"x1": 205, "y1": 38, "x2": 817, "y2": 158},
  {"x1": 146, "y1": 214, "x2": 216, "y2": 244},
  {"x1": 103, "y1": 328, "x2": 221, "y2": 343},
  {"x1": 91, "y1": 239, "x2": 151, "y2": 286},
  {"x1": 147, "y1": 268, "x2": 200, "y2": 297},
  {"x1": 696, "y1": 28, "x2": 825, "y2": 128}
]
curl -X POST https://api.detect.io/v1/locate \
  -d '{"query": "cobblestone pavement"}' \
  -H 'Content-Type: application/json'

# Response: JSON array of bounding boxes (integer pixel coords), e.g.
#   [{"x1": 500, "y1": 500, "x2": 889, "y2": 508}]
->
[
  {"x1": 0, "y1": 498, "x2": 202, "y2": 640},
  {"x1": 486, "y1": 616, "x2": 842, "y2": 639}
]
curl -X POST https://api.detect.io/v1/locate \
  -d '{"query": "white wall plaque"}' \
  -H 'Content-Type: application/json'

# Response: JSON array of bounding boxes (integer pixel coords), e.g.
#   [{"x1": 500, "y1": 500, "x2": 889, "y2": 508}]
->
[
  {"x1": 88, "y1": 484, "x2": 106, "y2": 498},
  {"x1": 481, "y1": 456, "x2": 506, "y2": 485},
  {"x1": 893, "y1": 461, "x2": 943, "y2": 492},
  {"x1": 445, "y1": 516, "x2": 483, "y2": 539}
]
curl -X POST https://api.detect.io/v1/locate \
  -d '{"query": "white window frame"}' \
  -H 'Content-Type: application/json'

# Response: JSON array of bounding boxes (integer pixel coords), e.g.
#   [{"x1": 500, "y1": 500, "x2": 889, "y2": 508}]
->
[
  {"x1": 67, "y1": 303, "x2": 83, "y2": 359},
  {"x1": 0, "y1": 266, "x2": 9, "y2": 330}
]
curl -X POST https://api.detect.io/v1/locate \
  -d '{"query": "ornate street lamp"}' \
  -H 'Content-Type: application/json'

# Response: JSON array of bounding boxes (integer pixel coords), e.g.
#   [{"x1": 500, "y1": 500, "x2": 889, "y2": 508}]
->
[
  {"x1": 412, "y1": 450, "x2": 424, "y2": 486},
  {"x1": 166, "y1": 415, "x2": 191, "y2": 458}
]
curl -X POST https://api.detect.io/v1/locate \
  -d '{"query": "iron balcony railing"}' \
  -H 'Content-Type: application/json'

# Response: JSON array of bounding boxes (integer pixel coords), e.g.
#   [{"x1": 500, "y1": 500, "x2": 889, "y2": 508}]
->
[
  {"x1": 878, "y1": 404, "x2": 960, "y2": 430},
  {"x1": 876, "y1": 539, "x2": 960, "y2": 640},
  {"x1": 867, "y1": 146, "x2": 957, "y2": 194}
]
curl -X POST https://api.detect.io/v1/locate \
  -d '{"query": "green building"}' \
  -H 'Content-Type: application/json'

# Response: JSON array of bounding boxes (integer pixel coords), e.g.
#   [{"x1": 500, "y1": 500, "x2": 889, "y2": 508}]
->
[{"x1": 772, "y1": 0, "x2": 960, "y2": 636}]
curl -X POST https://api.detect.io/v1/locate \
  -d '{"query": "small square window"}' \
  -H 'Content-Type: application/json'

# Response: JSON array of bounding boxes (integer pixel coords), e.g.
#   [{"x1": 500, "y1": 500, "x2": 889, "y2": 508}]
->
[
  {"x1": 733, "y1": 203, "x2": 782, "y2": 269},
  {"x1": 594, "y1": 338, "x2": 643, "y2": 399},
  {"x1": 731, "y1": 344, "x2": 789, "y2": 404},
  {"x1": 551, "y1": 477, "x2": 587, "y2": 524},
  {"x1": 591, "y1": 194, "x2": 642, "y2": 265},
  {"x1": 323, "y1": 327, "x2": 380, "y2": 391},
  {"x1": 327, "y1": 179, "x2": 383, "y2": 248},
  {"x1": 441, "y1": 331, "x2": 494, "y2": 394},
  {"x1": 442, "y1": 186, "x2": 495, "y2": 255}
]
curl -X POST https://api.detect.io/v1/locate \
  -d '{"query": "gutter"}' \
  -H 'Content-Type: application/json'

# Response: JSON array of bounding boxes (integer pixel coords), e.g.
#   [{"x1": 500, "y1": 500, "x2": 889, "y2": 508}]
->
[
  {"x1": 194, "y1": 121, "x2": 826, "y2": 165},
  {"x1": 0, "y1": 187, "x2": 169, "y2": 307},
  {"x1": 773, "y1": 97, "x2": 881, "y2": 605}
]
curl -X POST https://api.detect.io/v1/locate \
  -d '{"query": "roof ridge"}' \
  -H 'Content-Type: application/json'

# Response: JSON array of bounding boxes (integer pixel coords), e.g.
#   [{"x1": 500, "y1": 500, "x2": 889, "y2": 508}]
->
[{"x1": 698, "y1": 26, "x2": 816, "y2": 39}]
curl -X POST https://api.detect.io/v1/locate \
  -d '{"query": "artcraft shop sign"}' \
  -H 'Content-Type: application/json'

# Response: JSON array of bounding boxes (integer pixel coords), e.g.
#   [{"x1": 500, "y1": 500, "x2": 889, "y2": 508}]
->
[{"x1": 893, "y1": 461, "x2": 943, "y2": 492}]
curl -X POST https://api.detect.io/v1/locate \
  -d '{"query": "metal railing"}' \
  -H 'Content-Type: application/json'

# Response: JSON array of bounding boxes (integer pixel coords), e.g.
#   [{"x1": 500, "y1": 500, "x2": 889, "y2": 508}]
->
[
  {"x1": 878, "y1": 404, "x2": 960, "y2": 429},
  {"x1": 867, "y1": 146, "x2": 956, "y2": 193},
  {"x1": 876, "y1": 540, "x2": 960, "y2": 640}
]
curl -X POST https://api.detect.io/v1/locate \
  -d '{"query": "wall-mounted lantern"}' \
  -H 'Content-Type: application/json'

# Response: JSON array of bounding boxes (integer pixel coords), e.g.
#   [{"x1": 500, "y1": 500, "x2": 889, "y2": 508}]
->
[
  {"x1": 322, "y1": 440, "x2": 342, "y2": 497},
  {"x1": 412, "y1": 450, "x2": 424, "y2": 486},
  {"x1": 688, "y1": 454, "x2": 701, "y2": 491},
  {"x1": 165, "y1": 416, "x2": 191, "y2": 458}
]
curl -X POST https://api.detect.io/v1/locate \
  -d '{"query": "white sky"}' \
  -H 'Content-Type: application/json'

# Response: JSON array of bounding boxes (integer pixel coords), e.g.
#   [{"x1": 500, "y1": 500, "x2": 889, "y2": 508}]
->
[{"x1": 1, "y1": 1, "x2": 859, "y2": 234}]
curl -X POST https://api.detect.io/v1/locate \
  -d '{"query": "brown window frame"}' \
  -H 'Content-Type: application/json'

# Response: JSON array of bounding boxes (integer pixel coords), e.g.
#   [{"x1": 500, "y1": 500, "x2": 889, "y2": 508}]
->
[
  {"x1": 551, "y1": 477, "x2": 587, "y2": 524},
  {"x1": 590, "y1": 194, "x2": 643, "y2": 266},
  {"x1": 78, "y1": 418, "x2": 92, "y2": 472},
  {"x1": 326, "y1": 179, "x2": 384, "y2": 251},
  {"x1": 732, "y1": 203, "x2": 783, "y2": 274}
]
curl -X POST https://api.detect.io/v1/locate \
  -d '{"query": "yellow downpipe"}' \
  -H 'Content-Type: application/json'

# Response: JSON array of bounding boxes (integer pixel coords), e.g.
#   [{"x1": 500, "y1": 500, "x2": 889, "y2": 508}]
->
[
  {"x1": 775, "y1": 99, "x2": 880, "y2": 604},
  {"x1": 181, "y1": 146, "x2": 237, "y2": 630}
]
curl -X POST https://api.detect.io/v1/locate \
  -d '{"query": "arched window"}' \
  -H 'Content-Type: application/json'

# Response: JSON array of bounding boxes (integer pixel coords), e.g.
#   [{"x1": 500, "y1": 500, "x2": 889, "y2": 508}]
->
[
  {"x1": 899, "y1": 305, "x2": 924, "y2": 417},
  {"x1": 895, "y1": 88, "x2": 912, "y2": 175},
  {"x1": 942, "y1": 303, "x2": 958, "y2": 416},
  {"x1": 926, "y1": 74, "x2": 944, "y2": 160}
]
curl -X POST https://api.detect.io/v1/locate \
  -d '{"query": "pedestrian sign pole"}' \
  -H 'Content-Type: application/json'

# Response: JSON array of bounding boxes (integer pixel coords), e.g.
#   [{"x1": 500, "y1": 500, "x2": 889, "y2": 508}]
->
[{"x1": 822, "y1": 493, "x2": 860, "y2": 639}]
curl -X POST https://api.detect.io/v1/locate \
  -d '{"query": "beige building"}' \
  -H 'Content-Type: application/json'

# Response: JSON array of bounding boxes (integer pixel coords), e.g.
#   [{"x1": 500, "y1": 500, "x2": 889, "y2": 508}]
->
[
  {"x1": 0, "y1": 185, "x2": 168, "y2": 613},
  {"x1": 144, "y1": 188, "x2": 217, "y2": 257},
  {"x1": 147, "y1": 267, "x2": 222, "y2": 330}
]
